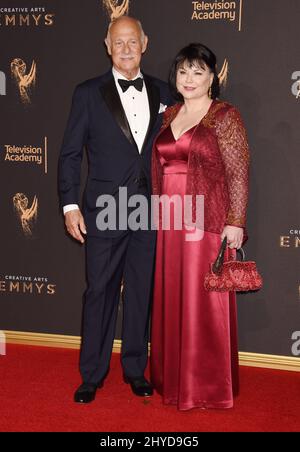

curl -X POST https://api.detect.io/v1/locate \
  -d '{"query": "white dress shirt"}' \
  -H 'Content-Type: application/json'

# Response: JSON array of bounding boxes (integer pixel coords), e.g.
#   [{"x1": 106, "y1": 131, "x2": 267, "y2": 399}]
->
[
  {"x1": 63, "y1": 67, "x2": 150, "y2": 215},
  {"x1": 112, "y1": 67, "x2": 150, "y2": 152}
]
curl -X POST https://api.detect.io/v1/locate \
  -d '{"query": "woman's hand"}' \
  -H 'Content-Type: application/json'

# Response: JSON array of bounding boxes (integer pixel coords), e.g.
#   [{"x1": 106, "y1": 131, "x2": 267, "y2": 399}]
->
[{"x1": 221, "y1": 225, "x2": 244, "y2": 249}]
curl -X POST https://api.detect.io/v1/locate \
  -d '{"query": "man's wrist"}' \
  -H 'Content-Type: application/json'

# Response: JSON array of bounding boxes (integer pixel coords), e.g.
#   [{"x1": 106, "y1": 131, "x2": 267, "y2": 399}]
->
[{"x1": 63, "y1": 204, "x2": 79, "y2": 215}]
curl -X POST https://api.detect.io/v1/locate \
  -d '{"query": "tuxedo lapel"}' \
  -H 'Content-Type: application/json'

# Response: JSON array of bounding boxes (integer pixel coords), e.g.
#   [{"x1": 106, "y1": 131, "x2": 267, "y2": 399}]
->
[
  {"x1": 99, "y1": 71, "x2": 160, "y2": 154},
  {"x1": 99, "y1": 76, "x2": 137, "y2": 149},
  {"x1": 141, "y1": 75, "x2": 160, "y2": 152}
]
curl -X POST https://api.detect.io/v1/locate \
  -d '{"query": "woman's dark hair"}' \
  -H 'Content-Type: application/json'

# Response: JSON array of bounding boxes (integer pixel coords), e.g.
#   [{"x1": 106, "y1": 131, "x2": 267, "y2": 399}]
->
[{"x1": 169, "y1": 43, "x2": 220, "y2": 102}]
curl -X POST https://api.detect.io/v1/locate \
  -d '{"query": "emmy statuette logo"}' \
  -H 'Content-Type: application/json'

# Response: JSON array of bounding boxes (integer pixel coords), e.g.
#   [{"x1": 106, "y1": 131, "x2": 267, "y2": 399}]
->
[
  {"x1": 13, "y1": 193, "x2": 38, "y2": 236},
  {"x1": 103, "y1": 0, "x2": 130, "y2": 20},
  {"x1": 11, "y1": 58, "x2": 36, "y2": 104},
  {"x1": 218, "y1": 59, "x2": 229, "y2": 87}
]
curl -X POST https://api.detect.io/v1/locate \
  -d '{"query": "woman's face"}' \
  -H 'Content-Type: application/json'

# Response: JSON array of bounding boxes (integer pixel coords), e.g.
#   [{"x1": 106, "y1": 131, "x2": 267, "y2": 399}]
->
[{"x1": 176, "y1": 60, "x2": 213, "y2": 101}]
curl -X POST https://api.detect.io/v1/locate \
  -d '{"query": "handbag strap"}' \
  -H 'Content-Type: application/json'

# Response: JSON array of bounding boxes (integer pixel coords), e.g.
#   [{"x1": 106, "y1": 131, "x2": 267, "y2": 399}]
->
[
  {"x1": 212, "y1": 237, "x2": 246, "y2": 275},
  {"x1": 212, "y1": 237, "x2": 227, "y2": 274}
]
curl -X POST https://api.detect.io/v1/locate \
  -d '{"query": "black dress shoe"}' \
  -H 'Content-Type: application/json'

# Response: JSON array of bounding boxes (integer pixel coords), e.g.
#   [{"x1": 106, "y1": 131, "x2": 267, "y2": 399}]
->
[
  {"x1": 123, "y1": 375, "x2": 153, "y2": 397},
  {"x1": 74, "y1": 382, "x2": 102, "y2": 404}
]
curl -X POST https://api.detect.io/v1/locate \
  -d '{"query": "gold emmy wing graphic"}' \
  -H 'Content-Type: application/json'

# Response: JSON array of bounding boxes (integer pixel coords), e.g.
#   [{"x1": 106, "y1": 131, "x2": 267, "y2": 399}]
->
[
  {"x1": 218, "y1": 59, "x2": 229, "y2": 87},
  {"x1": 13, "y1": 193, "x2": 38, "y2": 236},
  {"x1": 103, "y1": 0, "x2": 129, "y2": 20},
  {"x1": 11, "y1": 58, "x2": 36, "y2": 104}
]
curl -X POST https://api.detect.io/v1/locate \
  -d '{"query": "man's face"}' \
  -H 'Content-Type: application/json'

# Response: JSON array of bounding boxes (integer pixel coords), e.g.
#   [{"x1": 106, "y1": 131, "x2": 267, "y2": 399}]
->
[{"x1": 105, "y1": 19, "x2": 148, "y2": 79}]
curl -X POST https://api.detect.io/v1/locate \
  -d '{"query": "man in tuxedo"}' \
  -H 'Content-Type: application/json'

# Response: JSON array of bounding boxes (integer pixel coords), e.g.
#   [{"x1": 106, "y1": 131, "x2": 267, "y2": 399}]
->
[{"x1": 58, "y1": 16, "x2": 172, "y2": 403}]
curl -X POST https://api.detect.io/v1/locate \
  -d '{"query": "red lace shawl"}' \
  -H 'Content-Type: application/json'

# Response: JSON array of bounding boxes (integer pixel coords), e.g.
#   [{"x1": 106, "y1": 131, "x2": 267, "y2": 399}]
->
[{"x1": 151, "y1": 100, "x2": 250, "y2": 235}]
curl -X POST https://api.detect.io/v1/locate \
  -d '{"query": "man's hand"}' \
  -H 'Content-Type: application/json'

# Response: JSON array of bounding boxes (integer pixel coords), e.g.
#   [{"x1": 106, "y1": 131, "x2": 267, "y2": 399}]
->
[
  {"x1": 221, "y1": 225, "x2": 244, "y2": 250},
  {"x1": 64, "y1": 209, "x2": 87, "y2": 244}
]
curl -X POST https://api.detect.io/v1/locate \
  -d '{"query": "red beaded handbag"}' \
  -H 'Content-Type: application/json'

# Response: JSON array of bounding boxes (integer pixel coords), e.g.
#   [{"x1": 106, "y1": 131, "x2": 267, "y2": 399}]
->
[{"x1": 204, "y1": 237, "x2": 263, "y2": 292}]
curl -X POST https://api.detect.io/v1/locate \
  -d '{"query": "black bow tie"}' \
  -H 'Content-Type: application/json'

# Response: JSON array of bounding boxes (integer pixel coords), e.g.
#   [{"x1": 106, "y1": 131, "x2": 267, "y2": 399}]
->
[{"x1": 118, "y1": 77, "x2": 144, "y2": 93}]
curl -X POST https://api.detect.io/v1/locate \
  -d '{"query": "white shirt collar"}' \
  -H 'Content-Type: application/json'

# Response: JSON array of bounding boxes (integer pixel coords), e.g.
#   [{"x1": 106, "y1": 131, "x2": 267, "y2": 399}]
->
[{"x1": 112, "y1": 67, "x2": 143, "y2": 82}]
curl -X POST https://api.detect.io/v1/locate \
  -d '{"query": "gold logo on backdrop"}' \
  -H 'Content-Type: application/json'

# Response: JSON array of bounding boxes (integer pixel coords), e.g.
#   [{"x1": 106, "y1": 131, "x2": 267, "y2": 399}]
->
[
  {"x1": 13, "y1": 193, "x2": 38, "y2": 236},
  {"x1": 0, "y1": 7, "x2": 55, "y2": 27},
  {"x1": 280, "y1": 230, "x2": 300, "y2": 248},
  {"x1": 191, "y1": 0, "x2": 243, "y2": 31},
  {"x1": 4, "y1": 144, "x2": 42, "y2": 165},
  {"x1": 11, "y1": 58, "x2": 36, "y2": 104},
  {"x1": 103, "y1": 0, "x2": 129, "y2": 20},
  {"x1": 3, "y1": 137, "x2": 48, "y2": 174},
  {"x1": 0, "y1": 276, "x2": 56, "y2": 296},
  {"x1": 218, "y1": 59, "x2": 229, "y2": 87}
]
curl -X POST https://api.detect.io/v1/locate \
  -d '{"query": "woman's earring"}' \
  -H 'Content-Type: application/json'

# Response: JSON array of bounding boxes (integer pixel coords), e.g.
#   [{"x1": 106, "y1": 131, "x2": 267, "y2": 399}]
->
[{"x1": 208, "y1": 86, "x2": 212, "y2": 98}]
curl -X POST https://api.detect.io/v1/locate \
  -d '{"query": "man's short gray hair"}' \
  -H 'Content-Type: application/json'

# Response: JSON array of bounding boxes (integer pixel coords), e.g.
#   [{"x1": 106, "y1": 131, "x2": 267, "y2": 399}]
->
[{"x1": 106, "y1": 16, "x2": 146, "y2": 44}]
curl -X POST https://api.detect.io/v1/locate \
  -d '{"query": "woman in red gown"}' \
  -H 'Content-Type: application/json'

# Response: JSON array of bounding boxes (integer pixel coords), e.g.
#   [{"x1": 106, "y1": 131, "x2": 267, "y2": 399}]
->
[{"x1": 150, "y1": 43, "x2": 250, "y2": 410}]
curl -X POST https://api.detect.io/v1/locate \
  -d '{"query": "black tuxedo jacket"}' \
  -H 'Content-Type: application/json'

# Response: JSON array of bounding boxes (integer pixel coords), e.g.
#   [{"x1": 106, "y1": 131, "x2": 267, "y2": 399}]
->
[{"x1": 58, "y1": 70, "x2": 172, "y2": 237}]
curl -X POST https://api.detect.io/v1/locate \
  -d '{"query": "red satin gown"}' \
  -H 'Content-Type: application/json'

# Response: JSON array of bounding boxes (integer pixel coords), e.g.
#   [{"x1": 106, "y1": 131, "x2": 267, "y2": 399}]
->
[{"x1": 150, "y1": 124, "x2": 239, "y2": 410}]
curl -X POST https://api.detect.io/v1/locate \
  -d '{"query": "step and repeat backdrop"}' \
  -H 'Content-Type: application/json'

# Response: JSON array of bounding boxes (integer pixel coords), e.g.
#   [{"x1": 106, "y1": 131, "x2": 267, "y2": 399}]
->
[{"x1": 0, "y1": 0, "x2": 299, "y2": 357}]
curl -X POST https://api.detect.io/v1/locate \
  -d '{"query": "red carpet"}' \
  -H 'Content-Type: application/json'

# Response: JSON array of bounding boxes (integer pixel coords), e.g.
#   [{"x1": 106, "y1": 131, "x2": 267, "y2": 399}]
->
[{"x1": 0, "y1": 344, "x2": 299, "y2": 432}]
